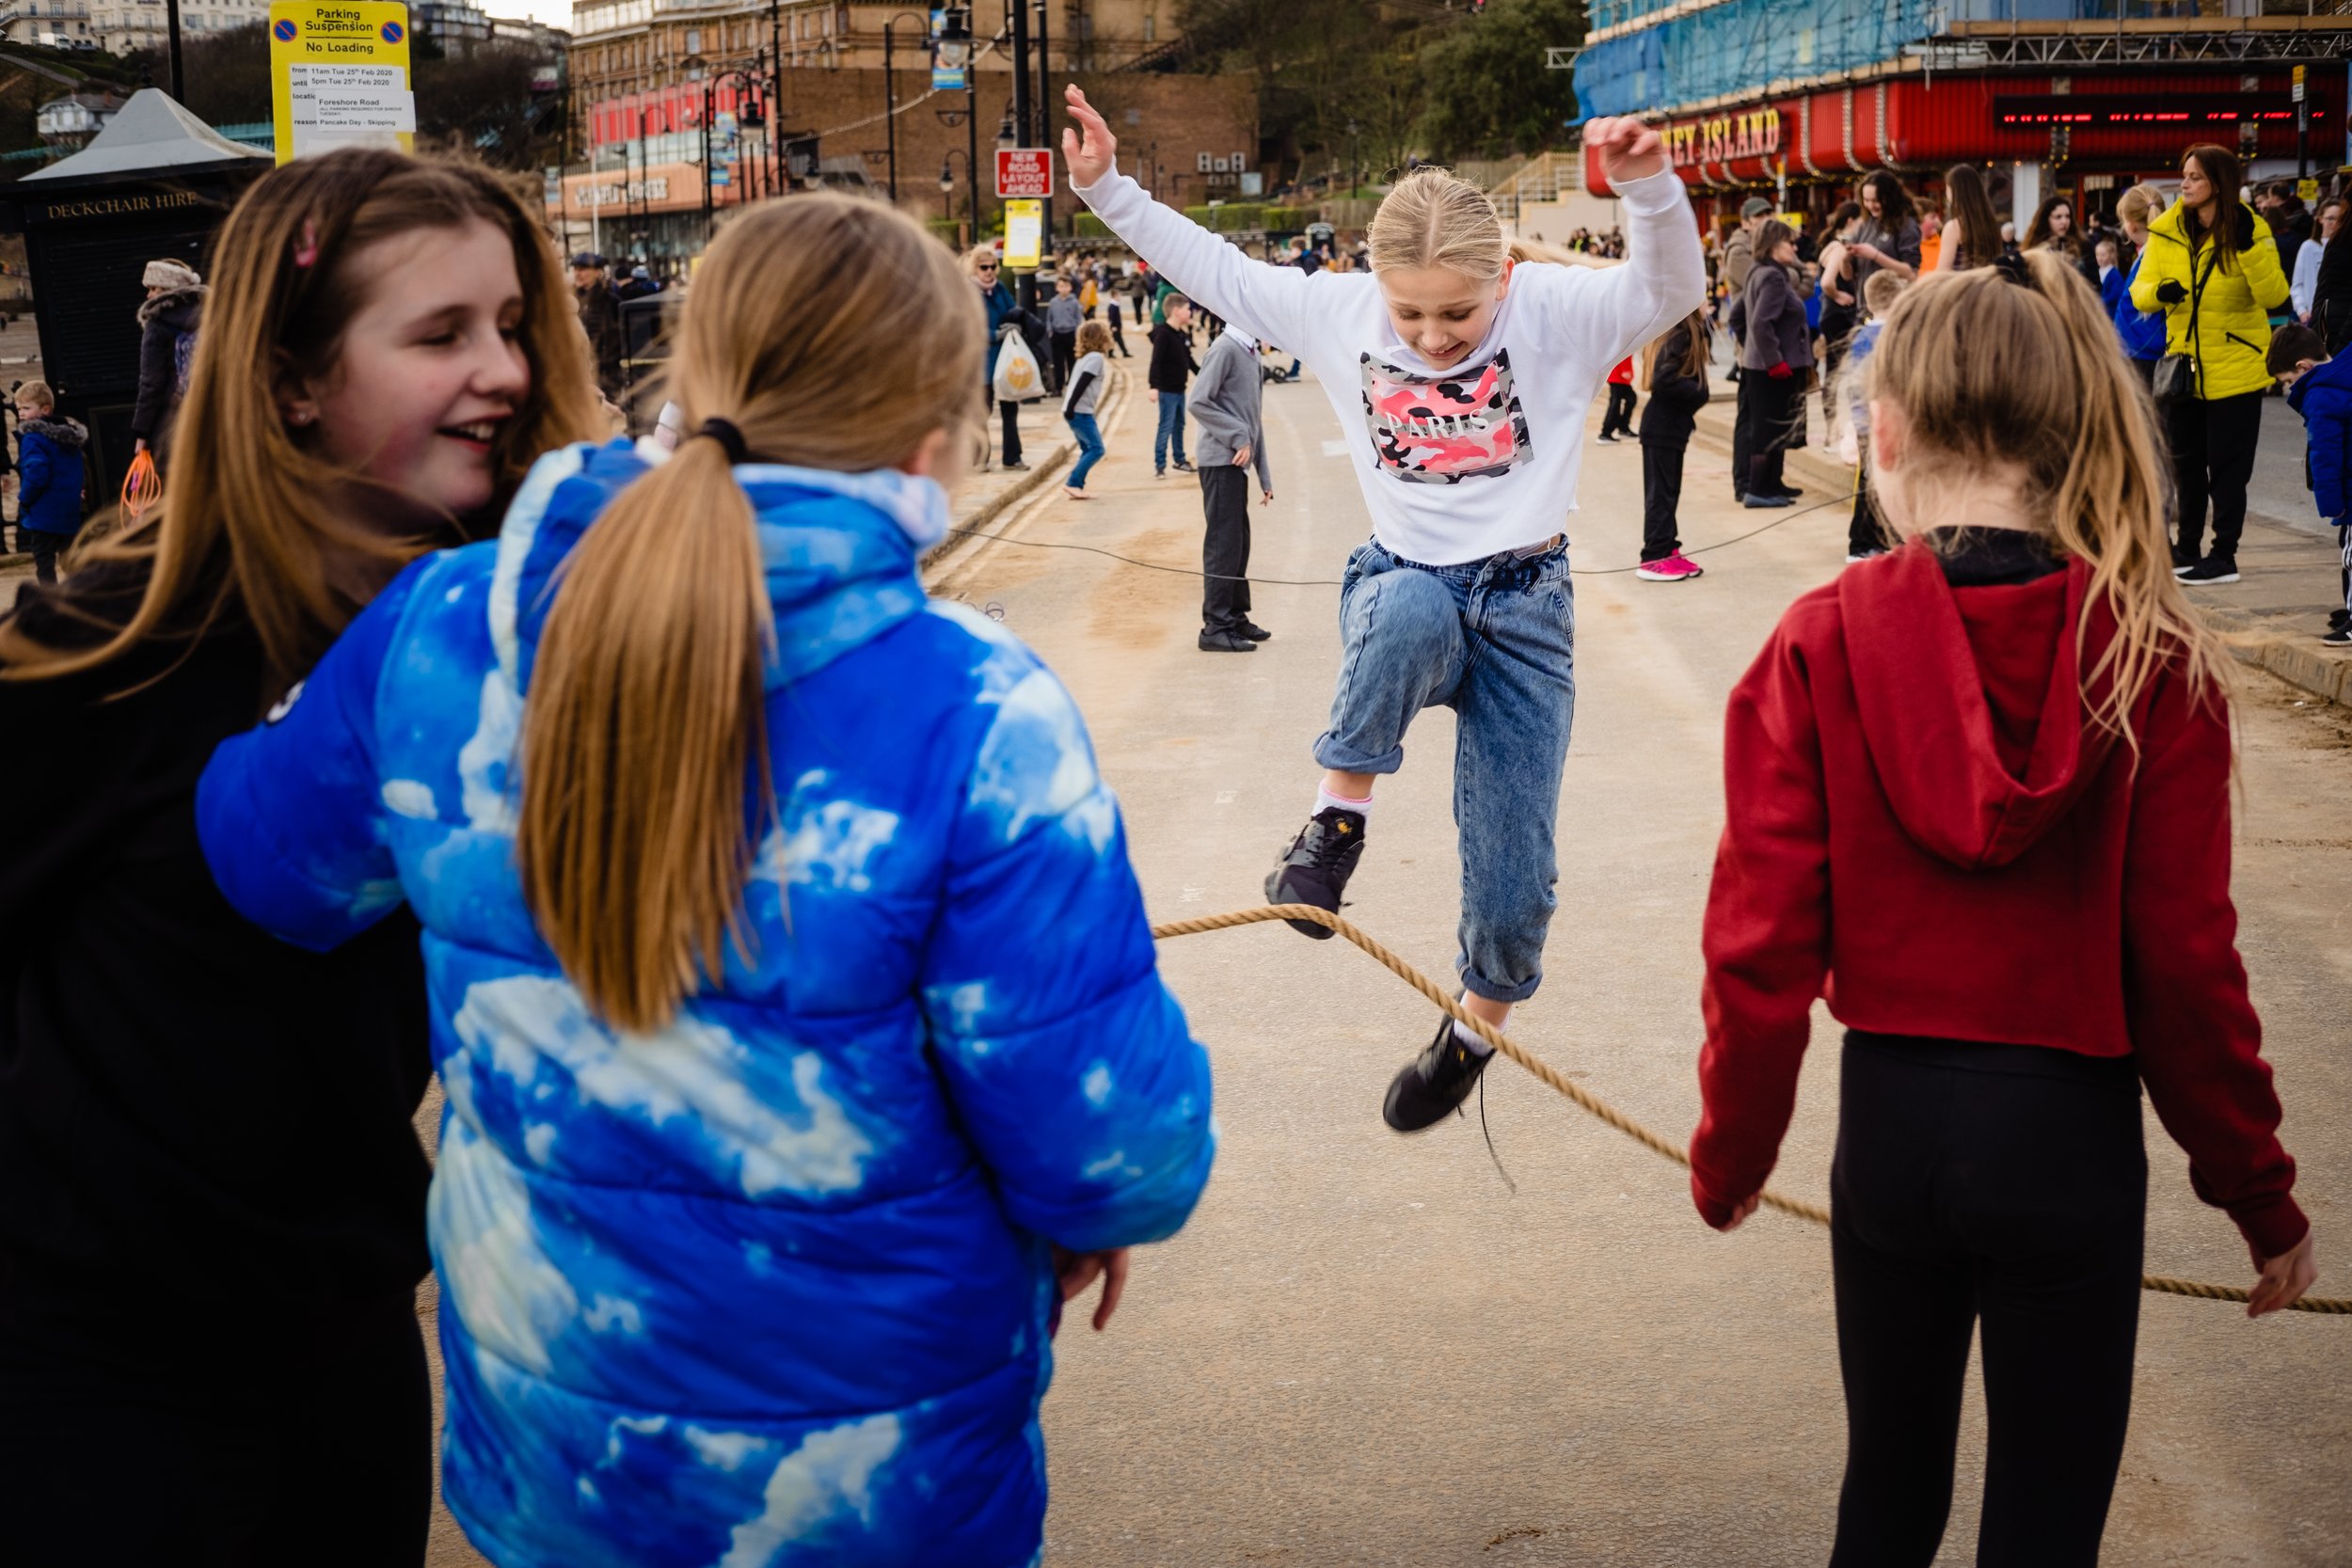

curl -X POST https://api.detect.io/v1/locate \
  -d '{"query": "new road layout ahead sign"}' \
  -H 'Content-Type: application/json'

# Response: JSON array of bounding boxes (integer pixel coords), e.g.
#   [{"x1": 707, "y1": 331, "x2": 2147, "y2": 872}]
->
[
  {"x1": 995, "y1": 149, "x2": 1054, "y2": 199},
  {"x1": 269, "y1": 1, "x2": 416, "y2": 166}
]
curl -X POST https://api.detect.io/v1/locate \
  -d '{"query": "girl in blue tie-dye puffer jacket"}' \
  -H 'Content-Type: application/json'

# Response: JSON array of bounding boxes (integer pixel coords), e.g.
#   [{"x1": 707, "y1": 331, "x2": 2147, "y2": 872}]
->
[{"x1": 197, "y1": 195, "x2": 1216, "y2": 1568}]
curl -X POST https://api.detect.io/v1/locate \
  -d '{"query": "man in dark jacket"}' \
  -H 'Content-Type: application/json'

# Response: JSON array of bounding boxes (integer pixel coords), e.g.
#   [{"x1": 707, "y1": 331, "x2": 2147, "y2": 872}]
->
[
  {"x1": 1147, "y1": 296, "x2": 1199, "y2": 478},
  {"x1": 131, "y1": 258, "x2": 205, "y2": 462},
  {"x1": 570, "y1": 253, "x2": 625, "y2": 398}
]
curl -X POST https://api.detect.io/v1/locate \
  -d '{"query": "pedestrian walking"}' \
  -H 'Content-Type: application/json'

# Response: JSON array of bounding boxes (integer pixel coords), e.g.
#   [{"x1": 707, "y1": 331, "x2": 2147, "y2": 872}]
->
[
  {"x1": 195, "y1": 193, "x2": 1214, "y2": 1568},
  {"x1": 1734, "y1": 219, "x2": 1813, "y2": 507},
  {"x1": 1065, "y1": 87, "x2": 1702, "y2": 1118},
  {"x1": 131, "y1": 257, "x2": 204, "y2": 461},
  {"x1": 0, "y1": 148, "x2": 603, "y2": 1568},
  {"x1": 1933, "y1": 163, "x2": 2002, "y2": 274},
  {"x1": 1596, "y1": 355, "x2": 1637, "y2": 441},
  {"x1": 570, "y1": 251, "x2": 625, "y2": 398},
  {"x1": 2113, "y1": 182, "x2": 2169, "y2": 386},
  {"x1": 1692, "y1": 252, "x2": 2316, "y2": 1568},
  {"x1": 2291, "y1": 195, "x2": 2339, "y2": 323},
  {"x1": 1724, "y1": 195, "x2": 1775, "y2": 500},
  {"x1": 2268, "y1": 322, "x2": 2352, "y2": 644},
  {"x1": 11, "y1": 380, "x2": 87, "y2": 585},
  {"x1": 1106, "y1": 293, "x2": 1132, "y2": 356},
  {"x1": 1148, "y1": 293, "x2": 1198, "y2": 476},
  {"x1": 1062, "y1": 317, "x2": 1112, "y2": 499},
  {"x1": 1634, "y1": 308, "x2": 1710, "y2": 581},
  {"x1": 1841, "y1": 269, "x2": 1908, "y2": 561},
  {"x1": 1046, "y1": 272, "x2": 1084, "y2": 391},
  {"x1": 972, "y1": 245, "x2": 1044, "y2": 470},
  {"x1": 1188, "y1": 322, "x2": 1275, "y2": 651},
  {"x1": 2132, "y1": 143, "x2": 2288, "y2": 583}
]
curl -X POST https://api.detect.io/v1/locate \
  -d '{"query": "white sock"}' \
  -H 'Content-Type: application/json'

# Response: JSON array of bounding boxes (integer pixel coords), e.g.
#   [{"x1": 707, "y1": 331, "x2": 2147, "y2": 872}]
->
[
  {"x1": 1314, "y1": 784, "x2": 1373, "y2": 819},
  {"x1": 1453, "y1": 994, "x2": 1501, "y2": 1056}
]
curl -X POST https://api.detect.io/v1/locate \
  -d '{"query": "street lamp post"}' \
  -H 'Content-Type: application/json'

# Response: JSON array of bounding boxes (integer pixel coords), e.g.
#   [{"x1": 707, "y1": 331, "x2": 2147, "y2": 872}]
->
[
  {"x1": 882, "y1": 10, "x2": 931, "y2": 205},
  {"x1": 941, "y1": 150, "x2": 972, "y2": 245},
  {"x1": 703, "y1": 69, "x2": 767, "y2": 238}
]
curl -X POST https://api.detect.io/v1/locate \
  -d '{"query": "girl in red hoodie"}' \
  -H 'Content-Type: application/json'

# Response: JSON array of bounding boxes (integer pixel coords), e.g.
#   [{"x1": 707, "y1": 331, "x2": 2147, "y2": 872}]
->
[{"x1": 1690, "y1": 251, "x2": 2316, "y2": 1566}]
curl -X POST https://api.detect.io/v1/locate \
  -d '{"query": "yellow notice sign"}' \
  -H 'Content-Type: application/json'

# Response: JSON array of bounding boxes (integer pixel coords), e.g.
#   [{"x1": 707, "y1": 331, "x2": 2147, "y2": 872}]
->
[
  {"x1": 269, "y1": 2, "x2": 416, "y2": 165},
  {"x1": 1004, "y1": 198, "x2": 1043, "y2": 269}
]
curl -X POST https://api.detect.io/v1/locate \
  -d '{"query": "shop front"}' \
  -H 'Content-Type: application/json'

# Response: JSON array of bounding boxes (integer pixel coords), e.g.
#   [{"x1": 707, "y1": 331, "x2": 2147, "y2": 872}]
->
[
  {"x1": 548, "y1": 158, "x2": 775, "y2": 268},
  {"x1": 1590, "y1": 70, "x2": 2328, "y2": 233}
]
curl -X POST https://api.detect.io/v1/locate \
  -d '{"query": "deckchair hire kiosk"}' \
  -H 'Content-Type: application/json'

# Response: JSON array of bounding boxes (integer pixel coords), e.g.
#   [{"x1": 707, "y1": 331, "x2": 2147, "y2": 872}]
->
[{"x1": 0, "y1": 90, "x2": 269, "y2": 504}]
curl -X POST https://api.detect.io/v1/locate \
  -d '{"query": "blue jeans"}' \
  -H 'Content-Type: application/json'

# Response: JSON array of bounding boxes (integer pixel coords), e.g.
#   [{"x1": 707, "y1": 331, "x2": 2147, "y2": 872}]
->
[
  {"x1": 1065, "y1": 412, "x2": 1104, "y2": 488},
  {"x1": 1154, "y1": 390, "x2": 1187, "y2": 471},
  {"x1": 1312, "y1": 537, "x2": 1576, "y2": 1003}
]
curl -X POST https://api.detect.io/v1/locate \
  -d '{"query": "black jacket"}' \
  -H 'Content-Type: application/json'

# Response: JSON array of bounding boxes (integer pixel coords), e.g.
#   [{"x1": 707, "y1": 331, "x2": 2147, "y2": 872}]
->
[
  {"x1": 1639, "y1": 322, "x2": 1713, "y2": 447},
  {"x1": 131, "y1": 286, "x2": 204, "y2": 446},
  {"x1": 1737, "y1": 263, "x2": 1815, "y2": 373},
  {"x1": 1148, "y1": 322, "x2": 1198, "y2": 394},
  {"x1": 2312, "y1": 232, "x2": 2352, "y2": 354},
  {"x1": 0, "y1": 564, "x2": 433, "y2": 1365},
  {"x1": 577, "y1": 280, "x2": 625, "y2": 386}
]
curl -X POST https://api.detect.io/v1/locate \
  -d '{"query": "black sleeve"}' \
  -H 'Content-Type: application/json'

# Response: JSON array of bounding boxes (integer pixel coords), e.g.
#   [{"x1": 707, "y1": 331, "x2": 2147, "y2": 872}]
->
[
  {"x1": 2315, "y1": 237, "x2": 2352, "y2": 352},
  {"x1": 130, "y1": 318, "x2": 172, "y2": 441},
  {"x1": 1063, "y1": 369, "x2": 1098, "y2": 412}
]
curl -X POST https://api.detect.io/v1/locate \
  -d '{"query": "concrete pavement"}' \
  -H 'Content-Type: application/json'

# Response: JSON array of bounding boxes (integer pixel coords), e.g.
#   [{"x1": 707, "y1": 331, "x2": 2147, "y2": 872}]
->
[{"x1": 938, "y1": 364, "x2": 2350, "y2": 1567}]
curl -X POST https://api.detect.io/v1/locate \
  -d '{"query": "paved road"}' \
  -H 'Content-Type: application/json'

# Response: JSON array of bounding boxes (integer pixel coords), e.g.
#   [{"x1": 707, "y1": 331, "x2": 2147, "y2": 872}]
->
[{"x1": 930, "y1": 368, "x2": 2352, "y2": 1567}]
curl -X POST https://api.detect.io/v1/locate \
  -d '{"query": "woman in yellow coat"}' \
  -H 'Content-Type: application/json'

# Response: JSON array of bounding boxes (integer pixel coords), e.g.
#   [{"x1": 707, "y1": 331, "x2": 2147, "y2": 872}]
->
[{"x1": 2131, "y1": 142, "x2": 2290, "y2": 583}]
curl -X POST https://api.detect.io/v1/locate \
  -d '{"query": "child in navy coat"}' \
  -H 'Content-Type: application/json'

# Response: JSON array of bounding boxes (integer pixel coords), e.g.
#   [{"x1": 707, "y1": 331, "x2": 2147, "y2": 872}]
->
[
  {"x1": 12, "y1": 380, "x2": 86, "y2": 584},
  {"x1": 2273, "y1": 323, "x2": 2352, "y2": 643}
]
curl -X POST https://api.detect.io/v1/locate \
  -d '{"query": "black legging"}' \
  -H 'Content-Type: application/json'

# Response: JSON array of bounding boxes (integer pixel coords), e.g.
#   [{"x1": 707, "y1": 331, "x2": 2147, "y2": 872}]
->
[
  {"x1": 1830, "y1": 1032, "x2": 2145, "y2": 1568},
  {"x1": 2165, "y1": 390, "x2": 2264, "y2": 565},
  {"x1": 0, "y1": 1300, "x2": 431, "y2": 1565},
  {"x1": 1599, "y1": 383, "x2": 1637, "y2": 439},
  {"x1": 1640, "y1": 439, "x2": 1685, "y2": 562}
]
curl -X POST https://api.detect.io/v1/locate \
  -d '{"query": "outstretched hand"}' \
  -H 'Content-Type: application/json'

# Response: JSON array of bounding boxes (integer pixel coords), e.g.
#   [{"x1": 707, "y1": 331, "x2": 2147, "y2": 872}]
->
[
  {"x1": 1583, "y1": 116, "x2": 1667, "y2": 186},
  {"x1": 1062, "y1": 86, "x2": 1118, "y2": 189},
  {"x1": 2248, "y1": 1231, "x2": 2316, "y2": 1318},
  {"x1": 1053, "y1": 1244, "x2": 1131, "y2": 1331}
]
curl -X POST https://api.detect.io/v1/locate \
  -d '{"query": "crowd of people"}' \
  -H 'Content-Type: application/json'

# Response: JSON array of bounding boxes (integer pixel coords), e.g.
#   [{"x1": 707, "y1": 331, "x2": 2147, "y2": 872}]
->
[{"x1": 0, "y1": 96, "x2": 2331, "y2": 1568}]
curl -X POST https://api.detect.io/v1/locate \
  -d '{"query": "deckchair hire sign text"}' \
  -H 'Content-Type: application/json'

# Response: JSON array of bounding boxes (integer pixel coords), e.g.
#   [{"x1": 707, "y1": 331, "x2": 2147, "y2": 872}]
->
[{"x1": 269, "y1": 1, "x2": 417, "y2": 165}]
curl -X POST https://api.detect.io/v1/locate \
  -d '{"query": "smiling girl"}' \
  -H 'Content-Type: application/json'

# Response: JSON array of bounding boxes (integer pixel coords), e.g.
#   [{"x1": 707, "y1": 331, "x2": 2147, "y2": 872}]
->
[
  {"x1": 0, "y1": 150, "x2": 599, "y2": 1564},
  {"x1": 1063, "y1": 87, "x2": 1705, "y2": 1126}
]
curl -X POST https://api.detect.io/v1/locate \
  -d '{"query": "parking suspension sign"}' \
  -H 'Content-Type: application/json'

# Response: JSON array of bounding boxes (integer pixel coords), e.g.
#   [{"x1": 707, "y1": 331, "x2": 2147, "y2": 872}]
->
[{"x1": 270, "y1": 1, "x2": 417, "y2": 165}]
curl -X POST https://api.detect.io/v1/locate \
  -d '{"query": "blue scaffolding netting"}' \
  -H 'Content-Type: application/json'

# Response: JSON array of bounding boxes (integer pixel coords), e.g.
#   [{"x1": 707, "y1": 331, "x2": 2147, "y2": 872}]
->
[{"x1": 1573, "y1": 0, "x2": 2238, "y2": 119}]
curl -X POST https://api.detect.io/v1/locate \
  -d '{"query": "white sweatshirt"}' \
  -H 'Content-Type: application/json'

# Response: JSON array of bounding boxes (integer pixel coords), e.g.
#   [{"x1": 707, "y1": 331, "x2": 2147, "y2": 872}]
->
[{"x1": 1073, "y1": 166, "x2": 1706, "y2": 564}]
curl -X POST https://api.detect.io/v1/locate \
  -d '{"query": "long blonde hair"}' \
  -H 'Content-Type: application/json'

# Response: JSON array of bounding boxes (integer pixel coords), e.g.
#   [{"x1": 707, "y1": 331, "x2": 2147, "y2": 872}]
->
[
  {"x1": 517, "y1": 195, "x2": 982, "y2": 1033},
  {"x1": 1, "y1": 150, "x2": 603, "y2": 688},
  {"x1": 1865, "y1": 250, "x2": 2230, "y2": 743}
]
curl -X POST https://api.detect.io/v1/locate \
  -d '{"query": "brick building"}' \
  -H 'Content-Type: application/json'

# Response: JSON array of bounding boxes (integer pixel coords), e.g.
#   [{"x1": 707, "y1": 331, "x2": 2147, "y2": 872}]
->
[{"x1": 553, "y1": 0, "x2": 1253, "y2": 264}]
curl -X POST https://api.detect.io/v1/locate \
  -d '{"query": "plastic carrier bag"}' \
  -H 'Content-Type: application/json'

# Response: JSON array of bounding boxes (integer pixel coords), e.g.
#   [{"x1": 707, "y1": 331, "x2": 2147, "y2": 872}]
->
[{"x1": 993, "y1": 329, "x2": 1047, "y2": 404}]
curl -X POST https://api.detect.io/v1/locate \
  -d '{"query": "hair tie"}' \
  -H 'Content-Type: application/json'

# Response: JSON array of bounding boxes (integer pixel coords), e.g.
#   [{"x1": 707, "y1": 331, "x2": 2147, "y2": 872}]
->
[
  {"x1": 1989, "y1": 251, "x2": 2034, "y2": 288},
  {"x1": 696, "y1": 418, "x2": 749, "y2": 464},
  {"x1": 293, "y1": 218, "x2": 320, "y2": 270}
]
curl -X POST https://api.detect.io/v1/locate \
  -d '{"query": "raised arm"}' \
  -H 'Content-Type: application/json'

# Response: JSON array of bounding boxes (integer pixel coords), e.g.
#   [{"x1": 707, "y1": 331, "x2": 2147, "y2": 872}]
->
[
  {"x1": 1062, "y1": 86, "x2": 1325, "y2": 355},
  {"x1": 1525, "y1": 121, "x2": 1707, "y2": 367}
]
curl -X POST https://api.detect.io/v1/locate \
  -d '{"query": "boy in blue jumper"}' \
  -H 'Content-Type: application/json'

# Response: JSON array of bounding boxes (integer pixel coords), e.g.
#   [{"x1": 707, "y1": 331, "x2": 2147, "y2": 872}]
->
[
  {"x1": 2271, "y1": 323, "x2": 2352, "y2": 645},
  {"x1": 12, "y1": 381, "x2": 87, "y2": 586}
]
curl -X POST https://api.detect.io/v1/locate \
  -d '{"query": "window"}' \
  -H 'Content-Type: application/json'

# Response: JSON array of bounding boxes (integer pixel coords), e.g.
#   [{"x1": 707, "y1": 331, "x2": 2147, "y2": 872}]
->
[{"x1": 685, "y1": 26, "x2": 699, "y2": 51}]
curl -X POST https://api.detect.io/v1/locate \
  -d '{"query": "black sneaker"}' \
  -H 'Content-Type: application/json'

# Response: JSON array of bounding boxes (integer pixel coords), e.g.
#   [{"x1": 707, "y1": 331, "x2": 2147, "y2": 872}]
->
[
  {"x1": 1172, "y1": 459, "x2": 1197, "y2": 473},
  {"x1": 1263, "y1": 806, "x2": 1366, "y2": 939},
  {"x1": 1238, "y1": 621, "x2": 1273, "y2": 641},
  {"x1": 2327, "y1": 608, "x2": 2348, "y2": 634},
  {"x1": 1383, "y1": 1017, "x2": 1493, "y2": 1132},
  {"x1": 2323, "y1": 625, "x2": 2352, "y2": 647},
  {"x1": 2180, "y1": 557, "x2": 2242, "y2": 585},
  {"x1": 1199, "y1": 627, "x2": 1256, "y2": 653},
  {"x1": 2170, "y1": 542, "x2": 2200, "y2": 572}
]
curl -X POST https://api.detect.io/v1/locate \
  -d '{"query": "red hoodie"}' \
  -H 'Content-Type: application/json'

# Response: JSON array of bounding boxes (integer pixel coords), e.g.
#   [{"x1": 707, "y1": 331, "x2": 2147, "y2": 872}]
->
[
  {"x1": 1607, "y1": 356, "x2": 1636, "y2": 386},
  {"x1": 1690, "y1": 542, "x2": 2307, "y2": 1262}
]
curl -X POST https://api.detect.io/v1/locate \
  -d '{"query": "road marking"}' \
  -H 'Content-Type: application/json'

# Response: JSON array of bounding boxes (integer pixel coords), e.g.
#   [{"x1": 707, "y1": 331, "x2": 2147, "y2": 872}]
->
[
  {"x1": 1181, "y1": 885, "x2": 1204, "y2": 902},
  {"x1": 1320, "y1": 439, "x2": 1351, "y2": 457}
]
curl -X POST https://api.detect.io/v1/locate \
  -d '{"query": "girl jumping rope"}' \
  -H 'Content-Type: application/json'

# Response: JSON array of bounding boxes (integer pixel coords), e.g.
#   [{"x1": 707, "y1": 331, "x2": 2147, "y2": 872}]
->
[
  {"x1": 1691, "y1": 252, "x2": 2314, "y2": 1564},
  {"x1": 196, "y1": 195, "x2": 1214, "y2": 1567},
  {"x1": 1063, "y1": 87, "x2": 1705, "y2": 1127}
]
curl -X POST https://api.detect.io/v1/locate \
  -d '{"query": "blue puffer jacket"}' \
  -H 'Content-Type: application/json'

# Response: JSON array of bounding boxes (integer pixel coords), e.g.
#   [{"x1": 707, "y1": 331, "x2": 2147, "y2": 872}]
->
[
  {"x1": 2115, "y1": 251, "x2": 2168, "y2": 363},
  {"x1": 2287, "y1": 351, "x2": 2352, "y2": 521},
  {"x1": 196, "y1": 441, "x2": 1216, "y2": 1568},
  {"x1": 16, "y1": 415, "x2": 87, "y2": 535}
]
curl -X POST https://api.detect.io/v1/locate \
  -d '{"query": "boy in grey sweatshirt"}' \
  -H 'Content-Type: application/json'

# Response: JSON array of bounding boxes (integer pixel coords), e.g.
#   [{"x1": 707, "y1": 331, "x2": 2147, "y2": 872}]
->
[
  {"x1": 1187, "y1": 326, "x2": 1275, "y2": 652},
  {"x1": 1046, "y1": 276, "x2": 1086, "y2": 392}
]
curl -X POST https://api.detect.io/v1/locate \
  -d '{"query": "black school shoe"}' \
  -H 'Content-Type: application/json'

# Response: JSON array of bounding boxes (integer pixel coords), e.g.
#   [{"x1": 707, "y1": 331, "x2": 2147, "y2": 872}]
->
[
  {"x1": 1239, "y1": 621, "x2": 1272, "y2": 641},
  {"x1": 1383, "y1": 1017, "x2": 1494, "y2": 1132},
  {"x1": 1263, "y1": 806, "x2": 1366, "y2": 939},
  {"x1": 1199, "y1": 627, "x2": 1256, "y2": 653},
  {"x1": 2179, "y1": 556, "x2": 2242, "y2": 585}
]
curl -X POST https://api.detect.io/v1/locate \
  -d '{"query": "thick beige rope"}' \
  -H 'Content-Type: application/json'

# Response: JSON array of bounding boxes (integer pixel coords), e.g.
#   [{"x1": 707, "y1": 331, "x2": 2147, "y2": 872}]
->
[{"x1": 1151, "y1": 904, "x2": 2350, "y2": 1318}]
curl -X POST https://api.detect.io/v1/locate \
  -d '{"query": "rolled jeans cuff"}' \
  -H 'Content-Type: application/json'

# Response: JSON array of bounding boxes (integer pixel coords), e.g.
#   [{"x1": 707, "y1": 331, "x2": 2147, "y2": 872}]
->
[
  {"x1": 1310, "y1": 732, "x2": 1405, "y2": 775},
  {"x1": 1457, "y1": 957, "x2": 1542, "y2": 1006}
]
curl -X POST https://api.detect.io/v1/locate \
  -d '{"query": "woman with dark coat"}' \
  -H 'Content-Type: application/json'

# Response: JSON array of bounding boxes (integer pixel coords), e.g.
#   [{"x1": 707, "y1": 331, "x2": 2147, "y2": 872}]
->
[
  {"x1": 970, "y1": 245, "x2": 1048, "y2": 470},
  {"x1": 131, "y1": 258, "x2": 206, "y2": 459},
  {"x1": 1734, "y1": 220, "x2": 1815, "y2": 507}
]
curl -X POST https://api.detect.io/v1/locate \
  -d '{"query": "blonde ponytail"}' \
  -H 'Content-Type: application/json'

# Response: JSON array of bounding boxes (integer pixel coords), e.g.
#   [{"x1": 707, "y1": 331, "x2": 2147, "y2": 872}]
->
[
  {"x1": 516, "y1": 194, "x2": 983, "y2": 1032},
  {"x1": 1867, "y1": 251, "x2": 2232, "y2": 746}
]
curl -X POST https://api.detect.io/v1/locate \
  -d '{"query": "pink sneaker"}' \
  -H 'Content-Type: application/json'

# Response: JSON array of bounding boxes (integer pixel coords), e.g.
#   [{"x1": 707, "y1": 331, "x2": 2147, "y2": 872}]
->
[{"x1": 1635, "y1": 550, "x2": 1705, "y2": 582}]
